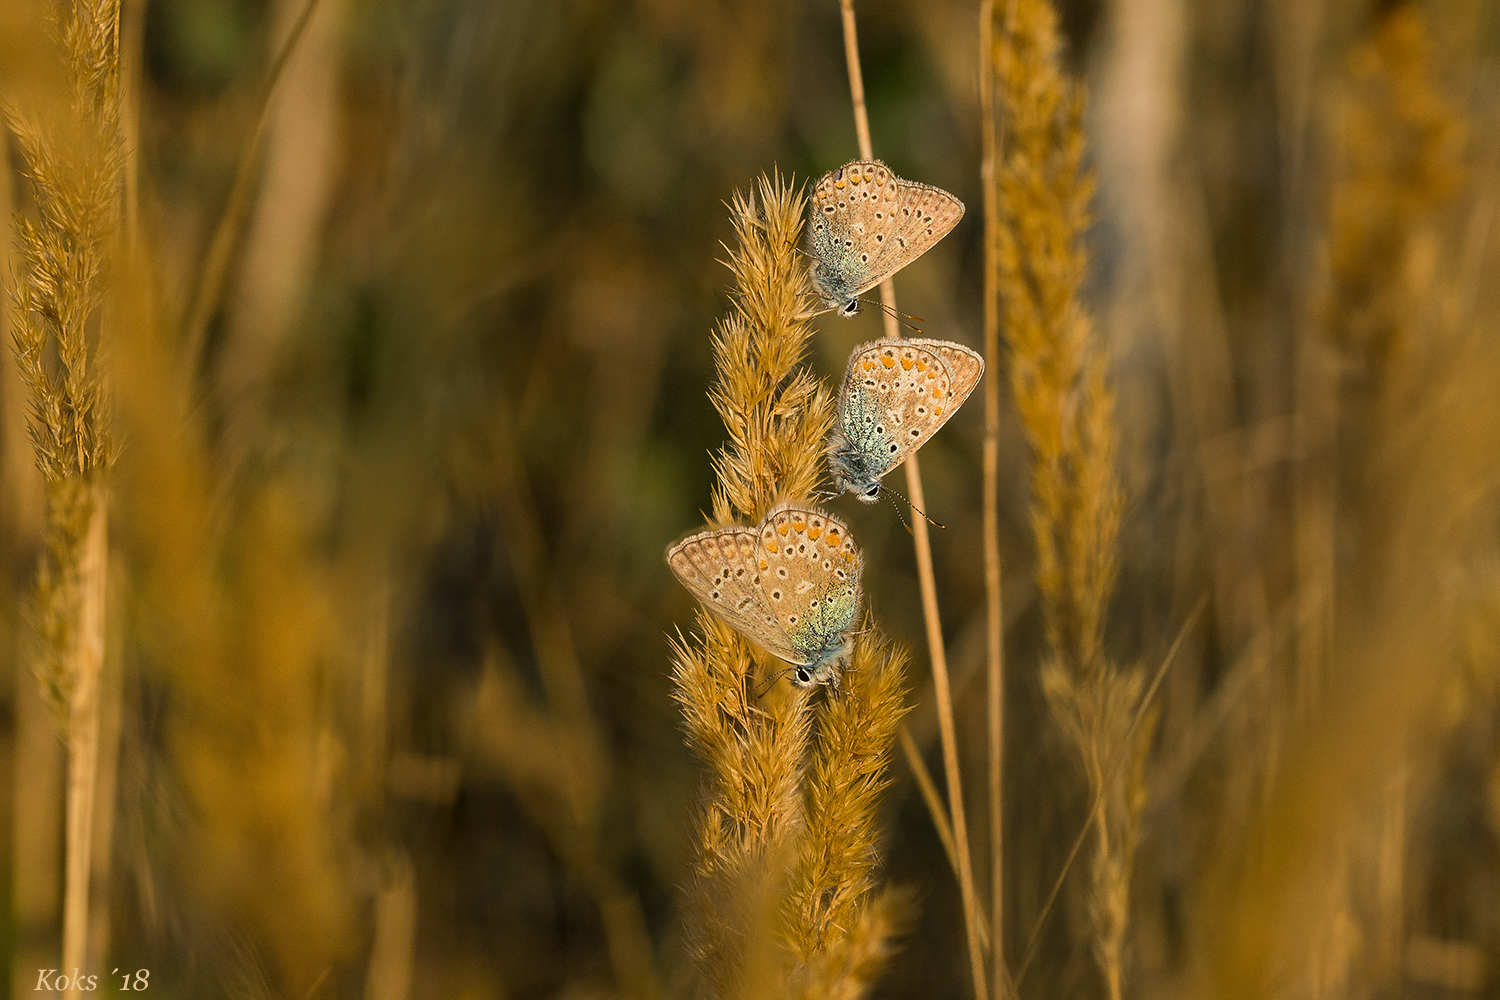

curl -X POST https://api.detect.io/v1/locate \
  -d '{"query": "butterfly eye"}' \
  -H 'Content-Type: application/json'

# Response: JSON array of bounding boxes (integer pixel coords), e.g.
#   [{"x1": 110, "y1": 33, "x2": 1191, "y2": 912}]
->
[
  {"x1": 794, "y1": 668, "x2": 812, "y2": 685},
  {"x1": 864, "y1": 483, "x2": 881, "y2": 500}
]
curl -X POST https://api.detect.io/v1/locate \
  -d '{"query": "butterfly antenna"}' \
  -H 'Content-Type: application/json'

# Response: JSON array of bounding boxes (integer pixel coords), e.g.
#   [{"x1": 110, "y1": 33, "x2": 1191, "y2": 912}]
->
[
  {"x1": 883, "y1": 483, "x2": 947, "y2": 531},
  {"x1": 856, "y1": 297, "x2": 925, "y2": 334},
  {"x1": 885, "y1": 490, "x2": 915, "y2": 535},
  {"x1": 753, "y1": 667, "x2": 789, "y2": 700}
]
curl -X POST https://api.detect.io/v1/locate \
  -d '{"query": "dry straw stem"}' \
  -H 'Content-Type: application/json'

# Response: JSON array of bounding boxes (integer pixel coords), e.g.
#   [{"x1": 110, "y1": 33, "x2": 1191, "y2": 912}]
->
[
  {"x1": 5, "y1": 0, "x2": 122, "y2": 991},
  {"x1": 979, "y1": 0, "x2": 1018, "y2": 994},
  {"x1": 837, "y1": 5, "x2": 989, "y2": 999},
  {"x1": 672, "y1": 173, "x2": 910, "y2": 1000},
  {"x1": 178, "y1": 0, "x2": 323, "y2": 378},
  {"x1": 991, "y1": 3, "x2": 1147, "y2": 1000}
]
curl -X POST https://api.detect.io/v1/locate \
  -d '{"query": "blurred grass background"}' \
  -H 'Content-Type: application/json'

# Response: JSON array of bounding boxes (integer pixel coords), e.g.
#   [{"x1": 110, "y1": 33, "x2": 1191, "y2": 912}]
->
[{"x1": 2, "y1": 0, "x2": 1500, "y2": 998}]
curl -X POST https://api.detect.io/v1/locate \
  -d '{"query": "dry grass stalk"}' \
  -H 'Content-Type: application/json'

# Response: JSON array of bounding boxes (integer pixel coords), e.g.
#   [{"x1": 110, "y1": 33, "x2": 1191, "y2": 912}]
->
[
  {"x1": 836, "y1": 5, "x2": 989, "y2": 998},
  {"x1": 979, "y1": 0, "x2": 1018, "y2": 993},
  {"x1": 179, "y1": 0, "x2": 323, "y2": 378},
  {"x1": 5, "y1": 0, "x2": 122, "y2": 989},
  {"x1": 672, "y1": 173, "x2": 910, "y2": 1000},
  {"x1": 990, "y1": 2, "x2": 1147, "y2": 998},
  {"x1": 2, "y1": 105, "x2": 64, "y2": 1000},
  {"x1": 1299, "y1": 8, "x2": 1466, "y2": 990}
]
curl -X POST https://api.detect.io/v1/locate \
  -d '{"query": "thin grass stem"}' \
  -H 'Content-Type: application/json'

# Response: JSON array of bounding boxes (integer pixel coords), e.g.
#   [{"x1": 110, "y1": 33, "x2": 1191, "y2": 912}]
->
[
  {"x1": 119, "y1": 0, "x2": 144, "y2": 250},
  {"x1": 899, "y1": 725, "x2": 959, "y2": 885},
  {"x1": 1014, "y1": 597, "x2": 1206, "y2": 988},
  {"x1": 980, "y1": 0, "x2": 1018, "y2": 994},
  {"x1": 179, "y1": 0, "x2": 323, "y2": 379},
  {"x1": 898, "y1": 725, "x2": 993, "y2": 949},
  {"x1": 838, "y1": 4, "x2": 987, "y2": 998},
  {"x1": 61, "y1": 496, "x2": 106, "y2": 1000}
]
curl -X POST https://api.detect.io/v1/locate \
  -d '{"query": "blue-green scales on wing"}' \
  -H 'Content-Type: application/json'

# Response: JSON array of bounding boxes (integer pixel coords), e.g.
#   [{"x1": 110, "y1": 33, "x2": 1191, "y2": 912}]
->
[
  {"x1": 807, "y1": 160, "x2": 966, "y2": 317},
  {"x1": 828, "y1": 338, "x2": 984, "y2": 502},
  {"x1": 666, "y1": 504, "x2": 864, "y2": 689}
]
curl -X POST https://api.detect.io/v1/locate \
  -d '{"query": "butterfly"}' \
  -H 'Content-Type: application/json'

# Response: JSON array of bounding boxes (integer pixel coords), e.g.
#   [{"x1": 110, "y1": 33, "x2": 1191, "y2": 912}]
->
[
  {"x1": 827, "y1": 338, "x2": 984, "y2": 502},
  {"x1": 807, "y1": 159, "x2": 965, "y2": 318},
  {"x1": 666, "y1": 504, "x2": 863, "y2": 688}
]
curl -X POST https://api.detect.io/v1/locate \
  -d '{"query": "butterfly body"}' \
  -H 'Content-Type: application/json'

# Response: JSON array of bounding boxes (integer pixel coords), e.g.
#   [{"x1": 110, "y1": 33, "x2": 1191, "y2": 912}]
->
[
  {"x1": 666, "y1": 504, "x2": 863, "y2": 688},
  {"x1": 807, "y1": 160, "x2": 965, "y2": 317},
  {"x1": 828, "y1": 385, "x2": 893, "y2": 501},
  {"x1": 828, "y1": 338, "x2": 984, "y2": 502}
]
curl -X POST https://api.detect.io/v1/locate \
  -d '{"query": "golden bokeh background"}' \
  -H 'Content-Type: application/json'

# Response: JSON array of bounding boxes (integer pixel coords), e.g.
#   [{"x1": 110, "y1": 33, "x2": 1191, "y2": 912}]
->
[{"x1": 3, "y1": 0, "x2": 1500, "y2": 998}]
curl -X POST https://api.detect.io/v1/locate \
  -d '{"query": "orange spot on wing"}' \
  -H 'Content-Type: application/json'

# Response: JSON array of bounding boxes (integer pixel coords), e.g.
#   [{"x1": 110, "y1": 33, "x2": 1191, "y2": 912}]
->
[
  {"x1": 881, "y1": 356, "x2": 896, "y2": 369},
  {"x1": 792, "y1": 518, "x2": 807, "y2": 533},
  {"x1": 915, "y1": 359, "x2": 928, "y2": 371},
  {"x1": 777, "y1": 522, "x2": 790, "y2": 536},
  {"x1": 807, "y1": 525, "x2": 823, "y2": 540},
  {"x1": 901, "y1": 357, "x2": 914, "y2": 370},
  {"x1": 934, "y1": 406, "x2": 943, "y2": 416},
  {"x1": 764, "y1": 538, "x2": 777, "y2": 553}
]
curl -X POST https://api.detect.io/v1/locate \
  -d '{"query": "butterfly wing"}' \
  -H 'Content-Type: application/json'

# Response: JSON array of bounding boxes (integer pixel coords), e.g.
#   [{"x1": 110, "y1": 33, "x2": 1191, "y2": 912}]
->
[
  {"x1": 808, "y1": 160, "x2": 964, "y2": 307},
  {"x1": 666, "y1": 526, "x2": 804, "y2": 664},
  {"x1": 888, "y1": 177, "x2": 965, "y2": 277},
  {"x1": 808, "y1": 162, "x2": 883, "y2": 307},
  {"x1": 756, "y1": 505, "x2": 862, "y2": 666},
  {"x1": 838, "y1": 338, "x2": 985, "y2": 480}
]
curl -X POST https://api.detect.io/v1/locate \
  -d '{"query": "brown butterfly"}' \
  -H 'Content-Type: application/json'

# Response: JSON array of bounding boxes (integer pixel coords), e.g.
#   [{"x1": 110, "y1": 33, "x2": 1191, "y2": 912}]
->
[{"x1": 807, "y1": 160, "x2": 965, "y2": 317}]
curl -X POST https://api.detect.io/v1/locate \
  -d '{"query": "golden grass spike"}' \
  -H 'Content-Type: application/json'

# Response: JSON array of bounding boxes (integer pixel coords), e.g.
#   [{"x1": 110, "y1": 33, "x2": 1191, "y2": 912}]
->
[
  {"x1": 5, "y1": 3, "x2": 123, "y2": 992},
  {"x1": 992, "y1": 2, "x2": 1143, "y2": 998},
  {"x1": 672, "y1": 173, "x2": 910, "y2": 998},
  {"x1": 706, "y1": 173, "x2": 830, "y2": 522},
  {"x1": 791, "y1": 633, "x2": 910, "y2": 954}
]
